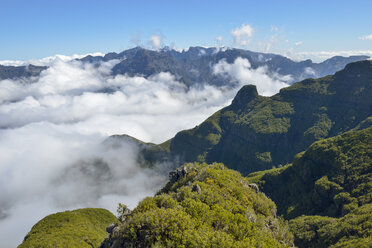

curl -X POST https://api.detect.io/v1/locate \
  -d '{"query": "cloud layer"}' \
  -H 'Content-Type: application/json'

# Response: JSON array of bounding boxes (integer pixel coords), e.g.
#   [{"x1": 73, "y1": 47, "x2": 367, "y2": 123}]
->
[
  {"x1": 289, "y1": 50, "x2": 372, "y2": 62},
  {"x1": 0, "y1": 56, "x2": 290, "y2": 246},
  {"x1": 0, "y1": 52, "x2": 104, "y2": 67}
]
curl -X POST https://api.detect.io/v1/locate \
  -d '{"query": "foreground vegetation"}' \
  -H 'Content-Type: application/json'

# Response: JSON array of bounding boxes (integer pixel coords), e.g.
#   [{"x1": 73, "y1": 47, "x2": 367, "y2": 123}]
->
[
  {"x1": 100, "y1": 163, "x2": 294, "y2": 248},
  {"x1": 247, "y1": 127, "x2": 372, "y2": 247},
  {"x1": 289, "y1": 204, "x2": 372, "y2": 248},
  {"x1": 19, "y1": 208, "x2": 117, "y2": 248}
]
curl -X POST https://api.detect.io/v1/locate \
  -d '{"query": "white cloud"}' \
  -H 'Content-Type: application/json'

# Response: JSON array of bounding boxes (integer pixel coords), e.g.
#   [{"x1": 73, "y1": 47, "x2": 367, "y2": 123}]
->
[
  {"x1": 216, "y1": 36, "x2": 223, "y2": 42},
  {"x1": 150, "y1": 35, "x2": 162, "y2": 50},
  {"x1": 231, "y1": 24, "x2": 254, "y2": 46},
  {"x1": 304, "y1": 67, "x2": 316, "y2": 76},
  {"x1": 294, "y1": 41, "x2": 303, "y2": 46},
  {"x1": 287, "y1": 50, "x2": 372, "y2": 62},
  {"x1": 0, "y1": 52, "x2": 104, "y2": 67},
  {"x1": 359, "y1": 34, "x2": 372, "y2": 40},
  {"x1": 0, "y1": 123, "x2": 170, "y2": 247},
  {"x1": 0, "y1": 61, "x2": 233, "y2": 142},
  {"x1": 213, "y1": 57, "x2": 290, "y2": 96}
]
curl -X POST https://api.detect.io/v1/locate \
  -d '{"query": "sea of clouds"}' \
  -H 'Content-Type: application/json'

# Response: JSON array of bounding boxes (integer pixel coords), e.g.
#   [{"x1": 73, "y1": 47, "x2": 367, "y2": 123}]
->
[{"x1": 0, "y1": 55, "x2": 290, "y2": 246}]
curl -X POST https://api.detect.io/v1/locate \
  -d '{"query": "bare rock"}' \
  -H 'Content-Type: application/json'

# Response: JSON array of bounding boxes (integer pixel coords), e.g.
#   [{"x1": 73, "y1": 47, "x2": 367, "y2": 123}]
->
[
  {"x1": 192, "y1": 184, "x2": 201, "y2": 193},
  {"x1": 106, "y1": 223, "x2": 117, "y2": 234},
  {"x1": 169, "y1": 167, "x2": 188, "y2": 184},
  {"x1": 248, "y1": 183, "x2": 259, "y2": 193}
]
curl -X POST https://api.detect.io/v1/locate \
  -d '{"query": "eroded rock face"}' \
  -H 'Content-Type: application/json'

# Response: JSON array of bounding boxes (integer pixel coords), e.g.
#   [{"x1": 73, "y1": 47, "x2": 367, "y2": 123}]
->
[
  {"x1": 101, "y1": 222, "x2": 125, "y2": 248},
  {"x1": 169, "y1": 167, "x2": 188, "y2": 184},
  {"x1": 192, "y1": 184, "x2": 201, "y2": 193},
  {"x1": 106, "y1": 223, "x2": 117, "y2": 234},
  {"x1": 248, "y1": 183, "x2": 259, "y2": 193}
]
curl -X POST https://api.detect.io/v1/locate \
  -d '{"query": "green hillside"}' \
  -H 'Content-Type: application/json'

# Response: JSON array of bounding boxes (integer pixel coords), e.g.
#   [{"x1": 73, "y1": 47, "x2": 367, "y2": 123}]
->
[
  {"x1": 289, "y1": 204, "x2": 372, "y2": 248},
  {"x1": 19, "y1": 208, "x2": 117, "y2": 248},
  {"x1": 247, "y1": 127, "x2": 372, "y2": 247},
  {"x1": 166, "y1": 60, "x2": 372, "y2": 174},
  {"x1": 100, "y1": 163, "x2": 294, "y2": 248}
]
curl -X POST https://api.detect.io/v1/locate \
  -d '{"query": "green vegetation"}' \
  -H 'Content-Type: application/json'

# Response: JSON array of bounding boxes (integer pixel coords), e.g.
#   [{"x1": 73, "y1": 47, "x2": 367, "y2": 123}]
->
[
  {"x1": 19, "y1": 208, "x2": 117, "y2": 248},
  {"x1": 289, "y1": 204, "x2": 372, "y2": 248},
  {"x1": 247, "y1": 127, "x2": 372, "y2": 218},
  {"x1": 100, "y1": 163, "x2": 294, "y2": 248},
  {"x1": 167, "y1": 61, "x2": 372, "y2": 174},
  {"x1": 247, "y1": 127, "x2": 372, "y2": 247}
]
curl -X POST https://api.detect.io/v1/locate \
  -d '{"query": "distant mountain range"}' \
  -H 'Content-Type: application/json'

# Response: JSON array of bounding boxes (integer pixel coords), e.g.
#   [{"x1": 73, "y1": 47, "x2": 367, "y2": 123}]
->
[
  {"x1": 0, "y1": 64, "x2": 46, "y2": 80},
  {"x1": 1, "y1": 47, "x2": 369, "y2": 86}
]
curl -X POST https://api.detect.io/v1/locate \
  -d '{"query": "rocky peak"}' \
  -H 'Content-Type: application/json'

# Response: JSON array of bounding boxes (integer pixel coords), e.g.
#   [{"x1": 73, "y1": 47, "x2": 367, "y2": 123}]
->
[{"x1": 231, "y1": 84, "x2": 259, "y2": 107}]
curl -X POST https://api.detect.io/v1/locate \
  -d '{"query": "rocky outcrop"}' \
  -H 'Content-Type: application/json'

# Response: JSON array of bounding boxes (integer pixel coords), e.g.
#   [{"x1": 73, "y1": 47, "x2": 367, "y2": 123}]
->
[
  {"x1": 231, "y1": 85, "x2": 258, "y2": 108},
  {"x1": 169, "y1": 166, "x2": 188, "y2": 184}
]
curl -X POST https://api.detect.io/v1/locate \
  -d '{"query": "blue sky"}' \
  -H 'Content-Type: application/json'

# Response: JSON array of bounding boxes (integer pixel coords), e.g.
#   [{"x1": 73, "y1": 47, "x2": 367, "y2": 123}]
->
[{"x1": 1, "y1": 0, "x2": 371, "y2": 60}]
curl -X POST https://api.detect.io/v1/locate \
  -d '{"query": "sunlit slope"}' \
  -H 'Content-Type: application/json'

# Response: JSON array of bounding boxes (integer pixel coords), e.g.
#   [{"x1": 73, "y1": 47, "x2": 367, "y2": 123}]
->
[{"x1": 167, "y1": 60, "x2": 372, "y2": 174}]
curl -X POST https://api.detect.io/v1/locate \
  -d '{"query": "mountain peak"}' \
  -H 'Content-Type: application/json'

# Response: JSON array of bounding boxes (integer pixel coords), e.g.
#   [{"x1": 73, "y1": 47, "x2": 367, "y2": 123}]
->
[
  {"x1": 231, "y1": 84, "x2": 259, "y2": 107},
  {"x1": 335, "y1": 60, "x2": 372, "y2": 79},
  {"x1": 343, "y1": 59, "x2": 372, "y2": 72}
]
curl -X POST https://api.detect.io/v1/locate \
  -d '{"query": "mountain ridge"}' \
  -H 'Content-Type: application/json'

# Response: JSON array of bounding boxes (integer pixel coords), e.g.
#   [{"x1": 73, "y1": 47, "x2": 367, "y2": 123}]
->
[
  {"x1": 164, "y1": 60, "x2": 372, "y2": 174},
  {"x1": 1, "y1": 47, "x2": 368, "y2": 85}
]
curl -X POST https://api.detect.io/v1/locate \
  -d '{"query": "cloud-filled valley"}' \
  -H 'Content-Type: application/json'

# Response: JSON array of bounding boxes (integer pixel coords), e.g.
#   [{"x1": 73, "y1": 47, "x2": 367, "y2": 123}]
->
[{"x1": 0, "y1": 55, "x2": 291, "y2": 246}]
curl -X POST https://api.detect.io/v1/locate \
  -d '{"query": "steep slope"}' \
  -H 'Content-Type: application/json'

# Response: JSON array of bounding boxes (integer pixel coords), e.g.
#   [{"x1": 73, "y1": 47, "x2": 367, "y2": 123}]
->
[
  {"x1": 167, "y1": 60, "x2": 372, "y2": 174},
  {"x1": 247, "y1": 127, "x2": 372, "y2": 218},
  {"x1": 247, "y1": 127, "x2": 372, "y2": 247},
  {"x1": 99, "y1": 162, "x2": 294, "y2": 248},
  {"x1": 18, "y1": 208, "x2": 117, "y2": 248}
]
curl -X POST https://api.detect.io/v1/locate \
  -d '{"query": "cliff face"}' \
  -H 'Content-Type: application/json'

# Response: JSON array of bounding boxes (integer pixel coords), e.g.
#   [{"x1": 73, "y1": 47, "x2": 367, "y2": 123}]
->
[
  {"x1": 167, "y1": 61, "x2": 372, "y2": 174},
  {"x1": 100, "y1": 163, "x2": 294, "y2": 248}
]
